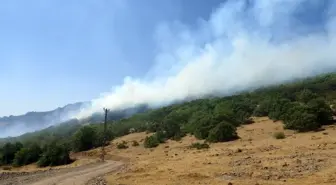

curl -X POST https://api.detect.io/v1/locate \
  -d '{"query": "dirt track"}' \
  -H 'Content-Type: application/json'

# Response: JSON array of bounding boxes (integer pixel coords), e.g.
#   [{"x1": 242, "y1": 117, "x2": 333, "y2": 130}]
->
[{"x1": 0, "y1": 160, "x2": 124, "y2": 185}]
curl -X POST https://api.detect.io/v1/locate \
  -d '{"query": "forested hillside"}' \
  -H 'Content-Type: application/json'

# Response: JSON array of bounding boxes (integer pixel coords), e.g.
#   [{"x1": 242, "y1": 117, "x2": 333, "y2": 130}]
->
[{"x1": 0, "y1": 73, "x2": 335, "y2": 168}]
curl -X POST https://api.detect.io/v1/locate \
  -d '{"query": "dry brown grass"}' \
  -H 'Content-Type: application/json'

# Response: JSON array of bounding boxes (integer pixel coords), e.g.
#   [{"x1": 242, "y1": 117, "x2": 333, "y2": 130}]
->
[
  {"x1": 101, "y1": 117, "x2": 336, "y2": 185},
  {"x1": 4, "y1": 117, "x2": 335, "y2": 185}
]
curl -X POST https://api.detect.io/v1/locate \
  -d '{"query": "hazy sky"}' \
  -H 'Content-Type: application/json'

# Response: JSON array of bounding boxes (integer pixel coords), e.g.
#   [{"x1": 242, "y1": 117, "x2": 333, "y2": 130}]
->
[{"x1": 0, "y1": 0, "x2": 223, "y2": 116}]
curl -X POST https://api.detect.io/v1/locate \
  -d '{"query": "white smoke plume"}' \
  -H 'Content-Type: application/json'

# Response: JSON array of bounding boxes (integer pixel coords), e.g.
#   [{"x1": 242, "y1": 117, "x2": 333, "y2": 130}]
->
[{"x1": 74, "y1": 0, "x2": 336, "y2": 119}]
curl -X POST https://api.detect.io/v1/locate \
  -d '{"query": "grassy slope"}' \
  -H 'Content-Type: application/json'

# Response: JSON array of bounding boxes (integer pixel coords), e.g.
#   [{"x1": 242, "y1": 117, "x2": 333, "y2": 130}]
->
[{"x1": 78, "y1": 117, "x2": 336, "y2": 185}]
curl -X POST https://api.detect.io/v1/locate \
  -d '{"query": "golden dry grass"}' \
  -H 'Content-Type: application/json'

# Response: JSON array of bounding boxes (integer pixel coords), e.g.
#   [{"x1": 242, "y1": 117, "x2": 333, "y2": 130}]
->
[
  {"x1": 3, "y1": 117, "x2": 335, "y2": 185},
  {"x1": 101, "y1": 117, "x2": 336, "y2": 185}
]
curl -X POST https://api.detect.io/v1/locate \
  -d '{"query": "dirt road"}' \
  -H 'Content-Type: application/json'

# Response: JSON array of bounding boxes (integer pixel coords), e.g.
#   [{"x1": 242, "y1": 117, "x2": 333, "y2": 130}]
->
[{"x1": 0, "y1": 160, "x2": 124, "y2": 185}]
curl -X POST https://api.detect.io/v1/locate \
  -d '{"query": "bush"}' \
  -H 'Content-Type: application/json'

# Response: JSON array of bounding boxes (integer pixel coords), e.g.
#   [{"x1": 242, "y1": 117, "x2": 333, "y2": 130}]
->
[
  {"x1": 268, "y1": 98, "x2": 291, "y2": 121},
  {"x1": 154, "y1": 131, "x2": 167, "y2": 143},
  {"x1": 13, "y1": 148, "x2": 29, "y2": 167},
  {"x1": 171, "y1": 132, "x2": 184, "y2": 141},
  {"x1": 116, "y1": 141, "x2": 128, "y2": 149},
  {"x1": 144, "y1": 135, "x2": 160, "y2": 148},
  {"x1": 0, "y1": 153, "x2": 3, "y2": 166},
  {"x1": 207, "y1": 122, "x2": 238, "y2": 142},
  {"x1": 306, "y1": 98, "x2": 333, "y2": 125},
  {"x1": 132, "y1": 140, "x2": 139, "y2": 147},
  {"x1": 189, "y1": 112, "x2": 217, "y2": 140},
  {"x1": 273, "y1": 132, "x2": 285, "y2": 139},
  {"x1": 284, "y1": 105, "x2": 320, "y2": 132},
  {"x1": 13, "y1": 143, "x2": 42, "y2": 167},
  {"x1": 72, "y1": 126, "x2": 97, "y2": 152},
  {"x1": 189, "y1": 142, "x2": 210, "y2": 150},
  {"x1": 94, "y1": 126, "x2": 115, "y2": 148},
  {"x1": 37, "y1": 141, "x2": 71, "y2": 167},
  {"x1": 297, "y1": 89, "x2": 318, "y2": 103},
  {"x1": 1, "y1": 142, "x2": 23, "y2": 165},
  {"x1": 160, "y1": 118, "x2": 181, "y2": 139}
]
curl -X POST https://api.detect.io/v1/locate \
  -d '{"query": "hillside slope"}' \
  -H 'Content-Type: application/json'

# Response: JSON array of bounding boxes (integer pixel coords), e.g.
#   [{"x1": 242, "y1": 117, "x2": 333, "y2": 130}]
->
[
  {"x1": 92, "y1": 118, "x2": 336, "y2": 185},
  {"x1": 1, "y1": 73, "x2": 335, "y2": 145}
]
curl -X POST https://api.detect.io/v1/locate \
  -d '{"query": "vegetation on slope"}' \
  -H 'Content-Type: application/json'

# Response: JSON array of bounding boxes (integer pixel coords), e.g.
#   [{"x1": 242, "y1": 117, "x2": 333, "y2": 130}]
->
[{"x1": 0, "y1": 73, "x2": 335, "y2": 167}]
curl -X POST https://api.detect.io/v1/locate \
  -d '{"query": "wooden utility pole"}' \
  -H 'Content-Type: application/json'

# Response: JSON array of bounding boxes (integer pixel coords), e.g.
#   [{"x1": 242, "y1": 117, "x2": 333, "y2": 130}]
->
[{"x1": 101, "y1": 108, "x2": 109, "y2": 162}]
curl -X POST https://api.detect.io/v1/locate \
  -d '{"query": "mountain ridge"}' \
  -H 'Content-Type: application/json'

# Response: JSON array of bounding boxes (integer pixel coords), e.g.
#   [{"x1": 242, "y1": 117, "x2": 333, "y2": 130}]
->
[{"x1": 0, "y1": 102, "x2": 89, "y2": 137}]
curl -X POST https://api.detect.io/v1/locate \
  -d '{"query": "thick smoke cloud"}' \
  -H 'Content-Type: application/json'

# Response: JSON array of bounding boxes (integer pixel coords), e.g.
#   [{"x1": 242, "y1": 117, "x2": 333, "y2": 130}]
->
[{"x1": 74, "y1": 0, "x2": 336, "y2": 119}]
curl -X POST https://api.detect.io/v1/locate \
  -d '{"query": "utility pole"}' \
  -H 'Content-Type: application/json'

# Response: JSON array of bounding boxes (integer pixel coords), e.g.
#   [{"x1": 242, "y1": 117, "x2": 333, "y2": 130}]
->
[{"x1": 101, "y1": 108, "x2": 109, "y2": 162}]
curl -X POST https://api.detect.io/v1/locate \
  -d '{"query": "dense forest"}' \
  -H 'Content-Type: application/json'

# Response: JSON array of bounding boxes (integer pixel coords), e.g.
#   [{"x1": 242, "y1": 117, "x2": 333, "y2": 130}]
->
[{"x1": 0, "y1": 73, "x2": 335, "y2": 167}]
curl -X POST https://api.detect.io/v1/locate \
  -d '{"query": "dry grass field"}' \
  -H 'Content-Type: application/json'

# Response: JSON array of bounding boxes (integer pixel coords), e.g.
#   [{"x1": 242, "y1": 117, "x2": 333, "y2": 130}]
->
[
  {"x1": 2, "y1": 117, "x2": 335, "y2": 185},
  {"x1": 97, "y1": 117, "x2": 336, "y2": 185}
]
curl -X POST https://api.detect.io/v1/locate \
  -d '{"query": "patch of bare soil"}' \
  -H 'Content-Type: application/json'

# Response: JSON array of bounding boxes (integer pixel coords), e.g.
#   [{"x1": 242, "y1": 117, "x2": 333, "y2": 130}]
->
[{"x1": 0, "y1": 160, "x2": 124, "y2": 185}]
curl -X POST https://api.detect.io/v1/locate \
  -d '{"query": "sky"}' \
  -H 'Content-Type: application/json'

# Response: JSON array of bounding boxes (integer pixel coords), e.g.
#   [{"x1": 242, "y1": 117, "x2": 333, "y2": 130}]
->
[
  {"x1": 1, "y1": 0, "x2": 336, "y2": 119},
  {"x1": 0, "y1": 0, "x2": 223, "y2": 117}
]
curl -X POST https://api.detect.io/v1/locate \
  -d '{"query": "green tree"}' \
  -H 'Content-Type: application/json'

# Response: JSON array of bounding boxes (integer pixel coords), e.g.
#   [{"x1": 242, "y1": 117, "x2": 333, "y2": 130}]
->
[
  {"x1": 296, "y1": 89, "x2": 318, "y2": 103},
  {"x1": 13, "y1": 143, "x2": 42, "y2": 166},
  {"x1": 94, "y1": 126, "x2": 115, "y2": 148},
  {"x1": 160, "y1": 117, "x2": 181, "y2": 139},
  {"x1": 306, "y1": 98, "x2": 333, "y2": 125},
  {"x1": 193, "y1": 117, "x2": 216, "y2": 140},
  {"x1": 284, "y1": 104, "x2": 320, "y2": 132},
  {"x1": 268, "y1": 98, "x2": 291, "y2": 121},
  {"x1": 144, "y1": 135, "x2": 160, "y2": 148},
  {"x1": 72, "y1": 126, "x2": 97, "y2": 152},
  {"x1": 189, "y1": 112, "x2": 217, "y2": 139},
  {"x1": 1, "y1": 142, "x2": 22, "y2": 164},
  {"x1": 207, "y1": 122, "x2": 238, "y2": 142},
  {"x1": 253, "y1": 99, "x2": 273, "y2": 117},
  {"x1": 37, "y1": 141, "x2": 71, "y2": 167}
]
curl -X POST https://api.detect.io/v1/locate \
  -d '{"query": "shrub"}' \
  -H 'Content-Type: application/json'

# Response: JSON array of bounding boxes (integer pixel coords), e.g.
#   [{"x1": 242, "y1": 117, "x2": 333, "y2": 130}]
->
[
  {"x1": 94, "y1": 126, "x2": 115, "y2": 147},
  {"x1": 284, "y1": 104, "x2": 320, "y2": 132},
  {"x1": 207, "y1": 122, "x2": 238, "y2": 142},
  {"x1": 13, "y1": 143, "x2": 42, "y2": 167},
  {"x1": 297, "y1": 89, "x2": 318, "y2": 103},
  {"x1": 285, "y1": 112, "x2": 319, "y2": 132},
  {"x1": 273, "y1": 132, "x2": 285, "y2": 139},
  {"x1": 0, "y1": 153, "x2": 3, "y2": 166},
  {"x1": 171, "y1": 132, "x2": 185, "y2": 141},
  {"x1": 189, "y1": 142, "x2": 210, "y2": 150},
  {"x1": 117, "y1": 141, "x2": 128, "y2": 149},
  {"x1": 37, "y1": 141, "x2": 71, "y2": 167},
  {"x1": 306, "y1": 98, "x2": 333, "y2": 125},
  {"x1": 268, "y1": 98, "x2": 291, "y2": 121},
  {"x1": 1, "y1": 142, "x2": 23, "y2": 165},
  {"x1": 72, "y1": 126, "x2": 97, "y2": 152},
  {"x1": 192, "y1": 114, "x2": 216, "y2": 140},
  {"x1": 154, "y1": 131, "x2": 167, "y2": 143},
  {"x1": 144, "y1": 135, "x2": 160, "y2": 148},
  {"x1": 132, "y1": 140, "x2": 139, "y2": 147},
  {"x1": 13, "y1": 148, "x2": 29, "y2": 167}
]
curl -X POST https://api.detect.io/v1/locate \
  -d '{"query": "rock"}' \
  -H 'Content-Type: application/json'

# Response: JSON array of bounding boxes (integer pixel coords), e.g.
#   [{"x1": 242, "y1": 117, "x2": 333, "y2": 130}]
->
[
  {"x1": 236, "y1": 148, "x2": 242, "y2": 153},
  {"x1": 282, "y1": 162, "x2": 289, "y2": 167}
]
